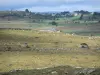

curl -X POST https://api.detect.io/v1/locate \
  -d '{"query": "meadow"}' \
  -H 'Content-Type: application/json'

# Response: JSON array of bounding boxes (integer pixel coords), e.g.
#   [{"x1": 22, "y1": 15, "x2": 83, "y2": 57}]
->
[
  {"x1": 0, "y1": 18, "x2": 100, "y2": 74},
  {"x1": 0, "y1": 29, "x2": 100, "y2": 73},
  {"x1": 0, "y1": 10, "x2": 100, "y2": 75},
  {"x1": 0, "y1": 20, "x2": 100, "y2": 36}
]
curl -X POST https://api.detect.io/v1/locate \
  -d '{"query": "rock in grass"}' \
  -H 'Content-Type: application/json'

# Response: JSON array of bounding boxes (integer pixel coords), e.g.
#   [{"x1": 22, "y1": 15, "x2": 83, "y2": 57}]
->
[{"x1": 51, "y1": 71, "x2": 58, "y2": 75}]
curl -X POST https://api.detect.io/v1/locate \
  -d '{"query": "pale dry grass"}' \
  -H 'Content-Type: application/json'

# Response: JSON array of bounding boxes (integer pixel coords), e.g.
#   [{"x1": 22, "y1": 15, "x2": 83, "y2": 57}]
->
[
  {"x1": 0, "y1": 30, "x2": 100, "y2": 72},
  {"x1": 0, "y1": 51, "x2": 100, "y2": 72}
]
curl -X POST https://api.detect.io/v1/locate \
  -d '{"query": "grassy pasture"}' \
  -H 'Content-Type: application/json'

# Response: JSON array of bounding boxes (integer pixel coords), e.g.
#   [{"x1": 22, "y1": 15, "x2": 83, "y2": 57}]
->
[
  {"x1": 0, "y1": 51, "x2": 100, "y2": 73},
  {"x1": 0, "y1": 30, "x2": 100, "y2": 49},
  {"x1": 0, "y1": 20, "x2": 100, "y2": 36},
  {"x1": 0, "y1": 30, "x2": 100, "y2": 72},
  {"x1": 0, "y1": 20, "x2": 100, "y2": 73},
  {"x1": 0, "y1": 20, "x2": 53, "y2": 29}
]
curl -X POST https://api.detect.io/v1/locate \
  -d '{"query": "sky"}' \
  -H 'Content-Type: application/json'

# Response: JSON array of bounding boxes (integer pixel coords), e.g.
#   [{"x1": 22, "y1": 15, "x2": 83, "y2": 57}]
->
[{"x1": 0, "y1": 0, "x2": 100, "y2": 12}]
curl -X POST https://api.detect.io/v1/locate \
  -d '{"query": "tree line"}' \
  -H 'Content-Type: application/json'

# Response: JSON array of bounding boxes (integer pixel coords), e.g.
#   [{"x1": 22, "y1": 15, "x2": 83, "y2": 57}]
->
[{"x1": 0, "y1": 9, "x2": 100, "y2": 21}]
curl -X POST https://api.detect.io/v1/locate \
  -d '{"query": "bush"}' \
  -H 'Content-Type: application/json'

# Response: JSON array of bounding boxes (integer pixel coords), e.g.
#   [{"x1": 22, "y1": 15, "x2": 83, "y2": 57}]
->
[
  {"x1": 49, "y1": 21, "x2": 58, "y2": 27},
  {"x1": 26, "y1": 45, "x2": 30, "y2": 48},
  {"x1": 7, "y1": 46, "x2": 11, "y2": 51}
]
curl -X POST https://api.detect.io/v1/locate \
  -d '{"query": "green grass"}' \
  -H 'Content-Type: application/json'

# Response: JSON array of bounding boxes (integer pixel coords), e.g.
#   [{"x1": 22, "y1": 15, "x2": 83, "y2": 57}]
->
[
  {"x1": 67, "y1": 15, "x2": 81, "y2": 20},
  {"x1": 0, "y1": 19, "x2": 100, "y2": 36},
  {"x1": 0, "y1": 20, "x2": 53, "y2": 29}
]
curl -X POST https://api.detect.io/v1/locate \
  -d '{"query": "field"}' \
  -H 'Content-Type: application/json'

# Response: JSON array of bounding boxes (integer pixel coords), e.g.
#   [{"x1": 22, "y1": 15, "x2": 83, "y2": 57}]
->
[
  {"x1": 0, "y1": 29, "x2": 100, "y2": 73},
  {"x1": 0, "y1": 19, "x2": 100, "y2": 75},
  {"x1": 0, "y1": 51, "x2": 100, "y2": 73},
  {"x1": 0, "y1": 20, "x2": 100, "y2": 36}
]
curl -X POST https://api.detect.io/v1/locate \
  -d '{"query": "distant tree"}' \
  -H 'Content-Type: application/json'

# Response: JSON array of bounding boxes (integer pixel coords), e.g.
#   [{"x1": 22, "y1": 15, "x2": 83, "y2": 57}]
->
[
  {"x1": 74, "y1": 10, "x2": 90, "y2": 15},
  {"x1": 79, "y1": 14, "x2": 83, "y2": 20},
  {"x1": 93, "y1": 12, "x2": 100, "y2": 16},
  {"x1": 51, "y1": 21, "x2": 58, "y2": 27},
  {"x1": 61, "y1": 11, "x2": 70, "y2": 16},
  {"x1": 92, "y1": 12, "x2": 100, "y2": 20},
  {"x1": 98, "y1": 20, "x2": 100, "y2": 23},
  {"x1": 25, "y1": 9, "x2": 29, "y2": 13}
]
